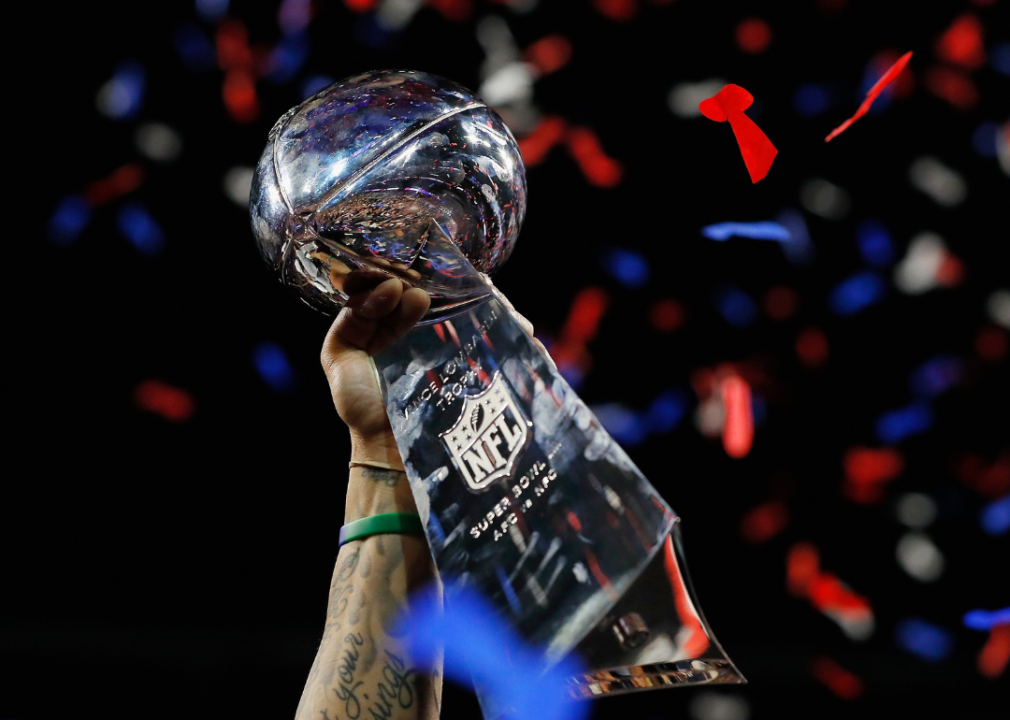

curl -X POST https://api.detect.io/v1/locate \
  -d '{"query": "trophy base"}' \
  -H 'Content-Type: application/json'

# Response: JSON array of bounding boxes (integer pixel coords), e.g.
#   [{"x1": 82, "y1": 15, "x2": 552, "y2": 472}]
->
[{"x1": 566, "y1": 522, "x2": 746, "y2": 699}]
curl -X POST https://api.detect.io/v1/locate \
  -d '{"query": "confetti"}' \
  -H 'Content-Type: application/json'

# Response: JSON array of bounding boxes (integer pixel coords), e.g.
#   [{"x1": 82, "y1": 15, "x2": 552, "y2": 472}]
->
[
  {"x1": 702, "y1": 221, "x2": 791, "y2": 242},
  {"x1": 699, "y1": 84, "x2": 778, "y2": 183},
  {"x1": 825, "y1": 51, "x2": 912, "y2": 142},
  {"x1": 134, "y1": 380, "x2": 195, "y2": 422}
]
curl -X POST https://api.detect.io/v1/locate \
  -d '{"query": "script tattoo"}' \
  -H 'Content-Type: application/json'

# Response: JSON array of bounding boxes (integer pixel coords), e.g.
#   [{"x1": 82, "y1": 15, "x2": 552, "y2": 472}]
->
[
  {"x1": 365, "y1": 651, "x2": 416, "y2": 720},
  {"x1": 359, "y1": 466, "x2": 404, "y2": 488},
  {"x1": 332, "y1": 633, "x2": 366, "y2": 719}
]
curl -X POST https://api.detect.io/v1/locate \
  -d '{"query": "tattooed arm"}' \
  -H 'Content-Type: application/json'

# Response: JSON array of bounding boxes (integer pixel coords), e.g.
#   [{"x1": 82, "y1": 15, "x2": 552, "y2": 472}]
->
[{"x1": 297, "y1": 274, "x2": 442, "y2": 720}]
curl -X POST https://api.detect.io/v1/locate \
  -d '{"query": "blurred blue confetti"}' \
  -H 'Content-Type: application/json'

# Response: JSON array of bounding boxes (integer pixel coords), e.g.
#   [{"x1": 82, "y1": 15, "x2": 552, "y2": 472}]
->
[
  {"x1": 279, "y1": 0, "x2": 312, "y2": 36},
  {"x1": 702, "y1": 221, "x2": 791, "y2": 242},
  {"x1": 793, "y1": 83, "x2": 831, "y2": 117},
  {"x1": 856, "y1": 220, "x2": 894, "y2": 267},
  {"x1": 776, "y1": 209, "x2": 815, "y2": 265},
  {"x1": 601, "y1": 247, "x2": 650, "y2": 289},
  {"x1": 97, "y1": 61, "x2": 145, "y2": 120},
  {"x1": 713, "y1": 285, "x2": 758, "y2": 328},
  {"x1": 971, "y1": 122, "x2": 999, "y2": 158},
  {"x1": 963, "y1": 607, "x2": 1010, "y2": 630},
  {"x1": 174, "y1": 23, "x2": 216, "y2": 72},
  {"x1": 895, "y1": 618, "x2": 954, "y2": 662},
  {"x1": 117, "y1": 203, "x2": 165, "y2": 256},
  {"x1": 909, "y1": 355, "x2": 962, "y2": 398},
  {"x1": 829, "y1": 271, "x2": 887, "y2": 316},
  {"x1": 397, "y1": 584, "x2": 589, "y2": 720},
  {"x1": 48, "y1": 195, "x2": 92, "y2": 246},
  {"x1": 301, "y1": 74, "x2": 334, "y2": 100},
  {"x1": 264, "y1": 33, "x2": 310, "y2": 83},
  {"x1": 195, "y1": 0, "x2": 228, "y2": 22},
  {"x1": 875, "y1": 403, "x2": 933, "y2": 444},
  {"x1": 253, "y1": 341, "x2": 297, "y2": 392},
  {"x1": 979, "y1": 495, "x2": 1010, "y2": 537},
  {"x1": 992, "y1": 42, "x2": 1010, "y2": 77},
  {"x1": 643, "y1": 388, "x2": 691, "y2": 434},
  {"x1": 591, "y1": 403, "x2": 647, "y2": 446}
]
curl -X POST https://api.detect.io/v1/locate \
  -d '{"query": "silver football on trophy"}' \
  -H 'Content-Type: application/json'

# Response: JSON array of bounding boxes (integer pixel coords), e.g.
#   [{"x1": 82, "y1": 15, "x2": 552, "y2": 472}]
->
[{"x1": 249, "y1": 69, "x2": 527, "y2": 314}]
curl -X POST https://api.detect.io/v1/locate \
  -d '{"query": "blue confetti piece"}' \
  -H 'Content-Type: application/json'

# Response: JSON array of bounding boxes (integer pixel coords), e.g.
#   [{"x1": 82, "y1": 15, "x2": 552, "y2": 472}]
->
[
  {"x1": 301, "y1": 74, "x2": 334, "y2": 100},
  {"x1": 253, "y1": 341, "x2": 297, "y2": 393},
  {"x1": 601, "y1": 247, "x2": 650, "y2": 289},
  {"x1": 278, "y1": 0, "x2": 312, "y2": 36},
  {"x1": 643, "y1": 388, "x2": 690, "y2": 434},
  {"x1": 117, "y1": 203, "x2": 165, "y2": 256},
  {"x1": 195, "y1": 0, "x2": 228, "y2": 22},
  {"x1": 48, "y1": 195, "x2": 92, "y2": 246},
  {"x1": 856, "y1": 220, "x2": 894, "y2": 267},
  {"x1": 702, "y1": 221, "x2": 791, "y2": 242},
  {"x1": 895, "y1": 618, "x2": 954, "y2": 662},
  {"x1": 397, "y1": 584, "x2": 589, "y2": 720},
  {"x1": 980, "y1": 495, "x2": 1010, "y2": 537},
  {"x1": 875, "y1": 403, "x2": 933, "y2": 444},
  {"x1": 909, "y1": 355, "x2": 962, "y2": 398},
  {"x1": 174, "y1": 23, "x2": 216, "y2": 72},
  {"x1": 591, "y1": 403, "x2": 647, "y2": 446},
  {"x1": 98, "y1": 61, "x2": 145, "y2": 120},
  {"x1": 776, "y1": 209, "x2": 815, "y2": 266},
  {"x1": 793, "y1": 83, "x2": 831, "y2": 117},
  {"x1": 264, "y1": 33, "x2": 310, "y2": 83},
  {"x1": 829, "y1": 271, "x2": 886, "y2": 316},
  {"x1": 964, "y1": 607, "x2": 1010, "y2": 631},
  {"x1": 972, "y1": 122, "x2": 1000, "y2": 158},
  {"x1": 992, "y1": 42, "x2": 1010, "y2": 77},
  {"x1": 713, "y1": 285, "x2": 758, "y2": 328}
]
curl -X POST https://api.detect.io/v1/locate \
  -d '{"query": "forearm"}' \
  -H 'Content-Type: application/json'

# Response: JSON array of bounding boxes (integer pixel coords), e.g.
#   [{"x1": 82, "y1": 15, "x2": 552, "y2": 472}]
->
[{"x1": 296, "y1": 464, "x2": 442, "y2": 720}]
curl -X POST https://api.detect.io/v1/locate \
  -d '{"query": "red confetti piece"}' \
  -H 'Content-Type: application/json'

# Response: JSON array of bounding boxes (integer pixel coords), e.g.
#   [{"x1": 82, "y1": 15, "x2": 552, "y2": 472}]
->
[
  {"x1": 84, "y1": 163, "x2": 145, "y2": 206},
  {"x1": 810, "y1": 656, "x2": 864, "y2": 699},
  {"x1": 975, "y1": 326, "x2": 1008, "y2": 363},
  {"x1": 649, "y1": 298, "x2": 686, "y2": 332},
  {"x1": 763, "y1": 286, "x2": 799, "y2": 320},
  {"x1": 956, "y1": 452, "x2": 1010, "y2": 498},
  {"x1": 216, "y1": 19, "x2": 254, "y2": 72},
  {"x1": 427, "y1": 0, "x2": 472, "y2": 23},
  {"x1": 518, "y1": 116, "x2": 567, "y2": 166},
  {"x1": 978, "y1": 624, "x2": 1010, "y2": 679},
  {"x1": 699, "y1": 84, "x2": 778, "y2": 183},
  {"x1": 740, "y1": 500, "x2": 789, "y2": 543},
  {"x1": 787, "y1": 542, "x2": 820, "y2": 597},
  {"x1": 134, "y1": 380, "x2": 195, "y2": 422},
  {"x1": 343, "y1": 0, "x2": 378, "y2": 11},
  {"x1": 553, "y1": 287, "x2": 609, "y2": 372},
  {"x1": 825, "y1": 51, "x2": 913, "y2": 142},
  {"x1": 796, "y1": 327, "x2": 829, "y2": 367},
  {"x1": 936, "y1": 13, "x2": 986, "y2": 71},
  {"x1": 224, "y1": 71, "x2": 259, "y2": 123},
  {"x1": 735, "y1": 17, "x2": 772, "y2": 54},
  {"x1": 593, "y1": 0, "x2": 638, "y2": 22},
  {"x1": 721, "y1": 375, "x2": 754, "y2": 458},
  {"x1": 843, "y1": 447, "x2": 904, "y2": 503},
  {"x1": 566, "y1": 127, "x2": 623, "y2": 187},
  {"x1": 924, "y1": 65, "x2": 979, "y2": 110},
  {"x1": 524, "y1": 35, "x2": 572, "y2": 75}
]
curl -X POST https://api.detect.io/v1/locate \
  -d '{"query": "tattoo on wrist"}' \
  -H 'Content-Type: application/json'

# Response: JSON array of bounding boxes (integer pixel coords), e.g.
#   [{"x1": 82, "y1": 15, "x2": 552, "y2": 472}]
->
[{"x1": 357, "y1": 466, "x2": 405, "y2": 487}]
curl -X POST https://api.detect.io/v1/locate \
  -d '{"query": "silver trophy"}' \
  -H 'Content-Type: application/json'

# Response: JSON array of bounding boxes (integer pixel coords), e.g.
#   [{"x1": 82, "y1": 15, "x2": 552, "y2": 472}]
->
[{"x1": 250, "y1": 70, "x2": 743, "y2": 711}]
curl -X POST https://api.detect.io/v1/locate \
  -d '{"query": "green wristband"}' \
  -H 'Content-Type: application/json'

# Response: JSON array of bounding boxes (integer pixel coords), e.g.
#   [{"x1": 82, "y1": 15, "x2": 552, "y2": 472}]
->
[{"x1": 338, "y1": 513, "x2": 425, "y2": 548}]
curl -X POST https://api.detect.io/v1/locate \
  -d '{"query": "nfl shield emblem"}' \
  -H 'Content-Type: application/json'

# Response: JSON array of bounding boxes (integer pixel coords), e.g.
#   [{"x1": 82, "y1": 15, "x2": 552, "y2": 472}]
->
[{"x1": 440, "y1": 373, "x2": 530, "y2": 491}]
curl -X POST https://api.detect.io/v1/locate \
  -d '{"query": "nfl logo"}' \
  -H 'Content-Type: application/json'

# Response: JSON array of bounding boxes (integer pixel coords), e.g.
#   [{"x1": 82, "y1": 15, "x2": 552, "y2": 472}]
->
[{"x1": 440, "y1": 373, "x2": 530, "y2": 491}]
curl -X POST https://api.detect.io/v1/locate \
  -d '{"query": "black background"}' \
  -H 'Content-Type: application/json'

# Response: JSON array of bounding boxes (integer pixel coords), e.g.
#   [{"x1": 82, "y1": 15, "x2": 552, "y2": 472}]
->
[{"x1": 6, "y1": 1, "x2": 1009, "y2": 719}]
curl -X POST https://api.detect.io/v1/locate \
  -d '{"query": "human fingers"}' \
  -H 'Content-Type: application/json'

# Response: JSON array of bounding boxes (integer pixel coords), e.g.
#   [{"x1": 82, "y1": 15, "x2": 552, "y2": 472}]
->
[
  {"x1": 367, "y1": 288, "x2": 431, "y2": 355},
  {"x1": 324, "y1": 277, "x2": 404, "y2": 357}
]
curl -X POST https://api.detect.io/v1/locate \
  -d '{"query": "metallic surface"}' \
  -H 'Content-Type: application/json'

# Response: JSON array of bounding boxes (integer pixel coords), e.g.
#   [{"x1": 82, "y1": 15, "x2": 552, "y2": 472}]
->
[{"x1": 250, "y1": 69, "x2": 526, "y2": 315}]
